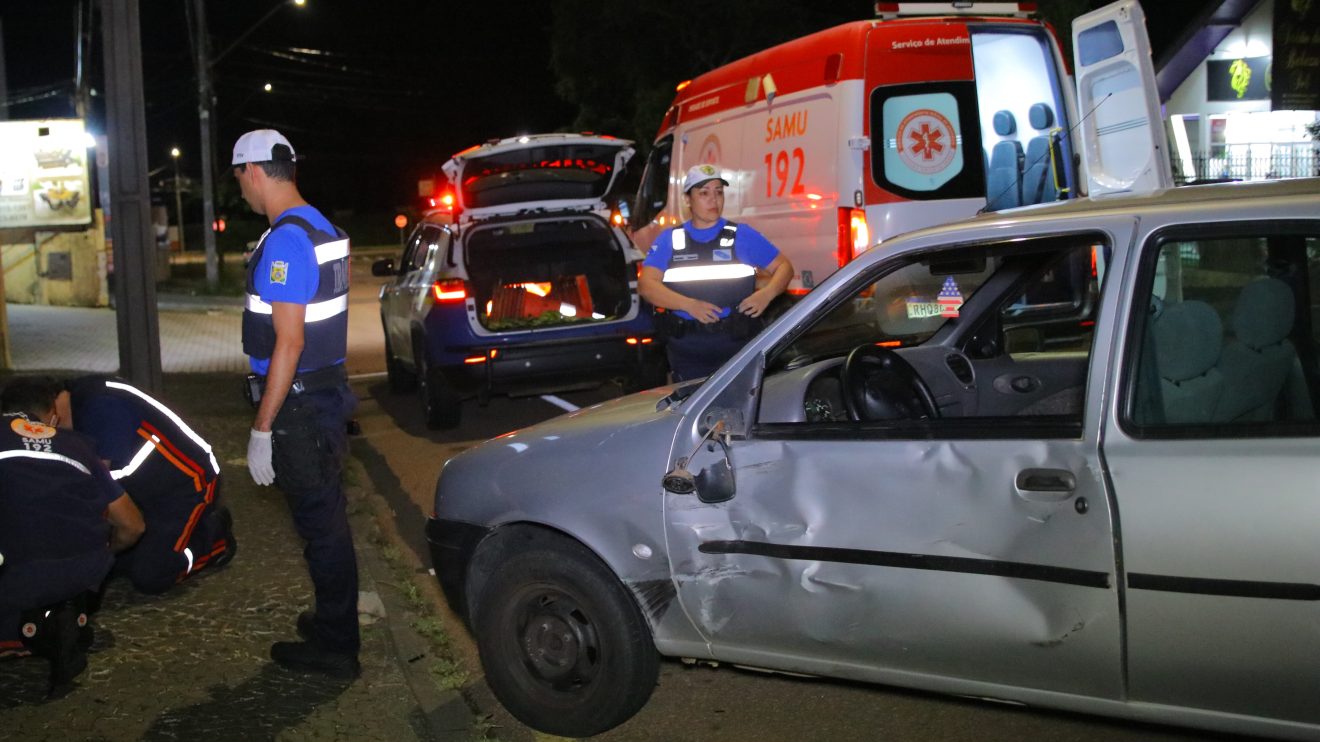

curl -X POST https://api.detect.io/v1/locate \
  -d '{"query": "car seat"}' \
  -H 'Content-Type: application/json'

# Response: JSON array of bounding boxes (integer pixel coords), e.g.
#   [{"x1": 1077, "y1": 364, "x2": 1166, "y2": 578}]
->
[
  {"x1": 1214, "y1": 278, "x2": 1314, "y2": 422},
  {"x1": 986, "y1": 110, "x2": 1022, "y2": 211},
  {"x1": 1022, "y1": 103, "x2": 1059, "y2": 205},
  {"x1": 1149, "y1": 300, "x2": 1223, "y2": 424}
]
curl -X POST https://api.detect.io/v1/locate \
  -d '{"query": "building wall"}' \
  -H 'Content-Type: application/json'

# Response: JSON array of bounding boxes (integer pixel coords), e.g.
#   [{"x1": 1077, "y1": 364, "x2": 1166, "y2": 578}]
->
[{"x1": 0, "y1": 209, "x2": 109, "y2": 307}]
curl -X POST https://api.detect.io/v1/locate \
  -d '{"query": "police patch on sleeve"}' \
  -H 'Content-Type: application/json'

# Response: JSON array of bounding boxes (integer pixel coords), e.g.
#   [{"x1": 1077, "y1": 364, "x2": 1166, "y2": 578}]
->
[{"x1": 269, "y1": 260, "x2": 289, "y2": 285}]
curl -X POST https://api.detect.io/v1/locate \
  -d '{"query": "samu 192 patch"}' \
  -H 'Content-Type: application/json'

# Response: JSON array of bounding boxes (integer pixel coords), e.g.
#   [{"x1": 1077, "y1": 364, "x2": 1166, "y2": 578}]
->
[{"x1": 269, "y1": 260, "x2": 288, "y2": 285}]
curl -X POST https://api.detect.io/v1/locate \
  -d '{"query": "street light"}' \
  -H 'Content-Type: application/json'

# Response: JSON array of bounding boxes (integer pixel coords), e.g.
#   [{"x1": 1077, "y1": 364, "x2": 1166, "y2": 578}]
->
[
  {"x1": 171, "y1": 147, "x2": 185, "y2": 252},
  {"x1": 188, "y1": 0, "x2": 307, "y2": 290}
]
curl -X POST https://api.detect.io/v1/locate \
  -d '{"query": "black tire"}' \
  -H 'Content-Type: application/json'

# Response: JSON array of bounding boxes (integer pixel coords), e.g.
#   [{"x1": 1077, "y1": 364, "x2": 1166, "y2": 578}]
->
[
  {"x1": 384, "y1": 333, "x2": 416, "y2": 394},
  {"x1": 414, "y1": 336, "x2": 461, "y2": 429},
  {"x1": 474, "y1": 538, "x2": 659, "y2": 737}
]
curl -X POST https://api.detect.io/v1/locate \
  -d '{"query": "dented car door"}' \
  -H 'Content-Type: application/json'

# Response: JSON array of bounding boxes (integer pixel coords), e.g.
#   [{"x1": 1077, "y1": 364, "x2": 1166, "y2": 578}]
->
[{"x1": 664, "y1": 230, "x2": 1127, "y2": 699}]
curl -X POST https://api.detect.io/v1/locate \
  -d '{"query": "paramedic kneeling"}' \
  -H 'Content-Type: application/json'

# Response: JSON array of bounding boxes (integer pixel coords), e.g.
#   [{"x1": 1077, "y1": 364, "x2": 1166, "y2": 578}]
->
[{"x1": 639, "y1": 163, "x2": 793, "y2": 382}]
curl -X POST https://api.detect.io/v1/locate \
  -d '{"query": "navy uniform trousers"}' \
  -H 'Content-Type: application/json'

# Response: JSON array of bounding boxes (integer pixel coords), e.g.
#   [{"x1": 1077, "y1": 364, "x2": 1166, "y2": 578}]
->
[{"x1": 271, "y1": 383, "x2": 359, "y2": 654}]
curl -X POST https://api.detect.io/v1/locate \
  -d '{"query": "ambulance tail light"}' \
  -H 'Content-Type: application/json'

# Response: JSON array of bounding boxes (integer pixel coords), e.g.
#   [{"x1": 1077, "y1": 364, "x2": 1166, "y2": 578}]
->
[
  {"x1": 431, "y1": 279, "x2": 468, "y2": 303},
  {"x1": 837, "y1": 207, "x2": 870, "y2": 268}
]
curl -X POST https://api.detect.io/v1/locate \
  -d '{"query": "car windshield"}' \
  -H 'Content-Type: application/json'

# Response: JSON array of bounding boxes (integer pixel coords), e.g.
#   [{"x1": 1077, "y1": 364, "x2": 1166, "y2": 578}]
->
[
  {"x1": 770, "y1": 238, "x2": 1102, "y2": 371},
  {"x1": 460, "y1": 143, "x2": 621, "y2": 209}
]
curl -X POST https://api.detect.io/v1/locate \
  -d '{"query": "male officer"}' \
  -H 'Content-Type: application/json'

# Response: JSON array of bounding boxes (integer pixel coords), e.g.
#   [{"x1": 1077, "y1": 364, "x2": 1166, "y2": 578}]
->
[
  {"x1": 639, "y1": 163, "x2": 794, "y2": 381},
  {"x1": 233, "y1": 128, "x2": 359, "y2": 679},
  {"x1": 59, "y1": 375, "x2": 233, "y2": 593},
  {"x1": 0, "y1": 376, "x2": 144, "y2": 695}
]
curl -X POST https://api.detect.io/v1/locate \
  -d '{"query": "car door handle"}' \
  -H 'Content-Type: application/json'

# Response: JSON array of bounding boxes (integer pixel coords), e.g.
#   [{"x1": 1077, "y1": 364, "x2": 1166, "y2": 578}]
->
[{"x1": 1015, "y1": 468, "x2": 1076, "y2": 501}]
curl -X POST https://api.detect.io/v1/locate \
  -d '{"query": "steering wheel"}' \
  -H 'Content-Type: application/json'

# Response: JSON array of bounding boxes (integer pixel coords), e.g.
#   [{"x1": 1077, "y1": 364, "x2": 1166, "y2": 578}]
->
[{"x1": 841, "y1": 344, "x2": 940, "y2": 422}]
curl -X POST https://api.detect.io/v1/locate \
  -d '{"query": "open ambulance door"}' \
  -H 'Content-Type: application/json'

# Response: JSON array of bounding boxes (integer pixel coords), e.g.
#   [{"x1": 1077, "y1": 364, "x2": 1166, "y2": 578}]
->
[{"x1": 1071, "y1": 0, "x2": 1172, "y2": 197}]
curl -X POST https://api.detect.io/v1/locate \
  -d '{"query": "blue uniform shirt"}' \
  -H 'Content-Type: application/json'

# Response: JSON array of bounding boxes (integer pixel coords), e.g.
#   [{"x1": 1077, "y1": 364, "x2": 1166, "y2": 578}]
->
[
  {"x1": 249, "y1": 205, "x2": 340, "y2": 375},
  {"x1": 643, "y1": 218, "x2": 780, "y2": 319}
]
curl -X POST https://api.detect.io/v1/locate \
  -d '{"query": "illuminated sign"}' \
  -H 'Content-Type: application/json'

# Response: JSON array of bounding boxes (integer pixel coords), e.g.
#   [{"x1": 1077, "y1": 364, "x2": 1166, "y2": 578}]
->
[
  {"x1": 0, "y1": 119, "x2": 93, "y2": 228},
  {"x1": 1206, "y1": 57, "x2": 1271, "y2": 102}
]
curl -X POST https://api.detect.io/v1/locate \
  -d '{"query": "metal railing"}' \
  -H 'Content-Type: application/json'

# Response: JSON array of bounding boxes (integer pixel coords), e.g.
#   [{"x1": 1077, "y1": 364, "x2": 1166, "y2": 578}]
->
[{"x1": 1172, "y1": 144, "x2": 1320, "y2": 184}]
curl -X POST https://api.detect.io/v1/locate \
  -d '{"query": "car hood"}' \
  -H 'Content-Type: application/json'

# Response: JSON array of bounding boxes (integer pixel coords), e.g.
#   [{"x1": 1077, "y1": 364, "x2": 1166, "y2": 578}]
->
[
  {"x1": 441, "y1": 133, "x2": 635, "y2": 222},
  {"x1": 433, "y1": 385, "x2": 684, "y2": 526}
]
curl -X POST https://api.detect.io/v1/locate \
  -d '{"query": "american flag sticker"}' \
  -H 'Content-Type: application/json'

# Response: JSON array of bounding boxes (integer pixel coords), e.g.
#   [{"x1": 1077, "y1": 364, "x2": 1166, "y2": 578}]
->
[{"x1": 938, "y1": 276, "x2": 963, "y2": 318}]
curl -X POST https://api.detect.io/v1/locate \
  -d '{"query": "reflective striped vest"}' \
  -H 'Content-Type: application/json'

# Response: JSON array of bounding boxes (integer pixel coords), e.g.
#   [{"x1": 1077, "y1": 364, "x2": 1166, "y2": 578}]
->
[
  {"x1": 242, "y1": 213, "x2": 350, "y2": 371},
  {"x1": 660, "y1": 221, "x2": 756, "y2": 310}
]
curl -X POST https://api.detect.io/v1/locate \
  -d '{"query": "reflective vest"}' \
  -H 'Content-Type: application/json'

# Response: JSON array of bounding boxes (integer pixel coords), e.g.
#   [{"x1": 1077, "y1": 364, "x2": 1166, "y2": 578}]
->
[
  {"x1": 243, "y1": 213, "x2": 350, "y2": 371},
  {"x1": 660, "y1": 221, "x2": 756, "y2": 310}
]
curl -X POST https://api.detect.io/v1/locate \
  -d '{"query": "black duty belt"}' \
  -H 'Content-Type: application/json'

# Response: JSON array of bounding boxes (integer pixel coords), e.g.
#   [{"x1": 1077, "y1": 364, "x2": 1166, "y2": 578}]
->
[{"x1": 246, "y1": 364, "x2": 346, "y2": 406}]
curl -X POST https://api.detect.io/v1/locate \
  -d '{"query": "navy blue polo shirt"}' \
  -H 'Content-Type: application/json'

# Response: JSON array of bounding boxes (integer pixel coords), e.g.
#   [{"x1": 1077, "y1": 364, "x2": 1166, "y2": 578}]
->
[{"x1": 0, "y1": 414, "x2": 123, "y2": 570}]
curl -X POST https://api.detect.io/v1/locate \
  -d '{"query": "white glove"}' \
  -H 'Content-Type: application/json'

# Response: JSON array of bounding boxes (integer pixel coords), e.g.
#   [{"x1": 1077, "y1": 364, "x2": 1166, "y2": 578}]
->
[{"x1": 247, "y1": 429, "x2": 275, "y2": 486}]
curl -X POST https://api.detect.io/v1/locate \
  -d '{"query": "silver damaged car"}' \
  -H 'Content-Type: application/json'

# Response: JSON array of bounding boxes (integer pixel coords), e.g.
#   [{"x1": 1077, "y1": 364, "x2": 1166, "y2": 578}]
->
[{"x1": 427, "y1": 177, "x2": 1320, "y2": 739}]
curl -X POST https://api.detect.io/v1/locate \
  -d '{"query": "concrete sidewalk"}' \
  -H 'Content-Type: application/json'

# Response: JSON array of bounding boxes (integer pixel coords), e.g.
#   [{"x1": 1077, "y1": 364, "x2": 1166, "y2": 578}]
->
[
  {"x1": 7, "y1": 299, "x2": 248, "y2": 374},
  {"x1": 0, "y1": 373, "x2": 475, "y2": 740}
]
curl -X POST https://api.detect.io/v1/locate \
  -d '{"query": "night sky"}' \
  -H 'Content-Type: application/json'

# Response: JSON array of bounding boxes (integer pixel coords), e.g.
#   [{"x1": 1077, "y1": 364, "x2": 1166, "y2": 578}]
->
[{"x1": 1, "y1": 0, "x2": 1218, "y2": 214}]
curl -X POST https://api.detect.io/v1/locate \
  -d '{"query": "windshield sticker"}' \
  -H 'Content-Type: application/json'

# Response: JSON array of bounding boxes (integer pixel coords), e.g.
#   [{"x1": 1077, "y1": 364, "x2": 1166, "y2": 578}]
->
[
  {"x1": 939, "y1": 276, "x2": 963, "y2": 318},
  {"x1": 905, "y1": 297, "x2": 942, "y2": 319}
]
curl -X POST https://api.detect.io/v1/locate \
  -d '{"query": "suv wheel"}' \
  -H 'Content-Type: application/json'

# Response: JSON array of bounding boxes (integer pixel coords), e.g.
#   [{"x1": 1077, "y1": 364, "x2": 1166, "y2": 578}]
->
[
  {"x1": 474, "y1": 537, "x2": 658, "y2": 737},
  {"x1": 414, "y1": 336, "x2": 462, "y2": 429},
  {"x1": 384, "y1": 334, "x2": 416, "y2": 393}
]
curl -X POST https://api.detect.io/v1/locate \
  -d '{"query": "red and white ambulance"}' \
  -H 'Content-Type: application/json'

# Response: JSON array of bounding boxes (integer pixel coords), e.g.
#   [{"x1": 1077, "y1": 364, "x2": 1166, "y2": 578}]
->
[{"x1": 630, "y1": 1, "x2": 1169, "y2": 294}]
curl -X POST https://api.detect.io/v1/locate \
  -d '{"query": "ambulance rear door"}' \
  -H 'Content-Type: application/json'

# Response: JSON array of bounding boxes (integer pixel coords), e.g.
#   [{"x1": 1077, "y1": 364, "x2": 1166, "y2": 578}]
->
[{"x1": 1071, "y1": 0, "x2": 1171, "y2": 197}]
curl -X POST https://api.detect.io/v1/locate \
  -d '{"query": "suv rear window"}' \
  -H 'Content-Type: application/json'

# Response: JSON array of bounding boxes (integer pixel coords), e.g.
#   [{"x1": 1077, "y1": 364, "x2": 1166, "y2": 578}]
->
[
  {"x1": 460, "y1": 144, "x2": 621, "y2": 209},
  {"x1": 464, "y1": 217, "x2": 632, "y2": 331}
]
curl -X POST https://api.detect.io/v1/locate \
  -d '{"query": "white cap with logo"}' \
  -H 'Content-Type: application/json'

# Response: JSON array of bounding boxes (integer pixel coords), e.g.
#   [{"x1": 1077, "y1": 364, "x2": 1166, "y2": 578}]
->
[
  {"x1": 682, "y1": 163, "x2": 729, "y2": 193},
  {"x1": 232, "y1": 129, "x2": 297, "y2": 166}
]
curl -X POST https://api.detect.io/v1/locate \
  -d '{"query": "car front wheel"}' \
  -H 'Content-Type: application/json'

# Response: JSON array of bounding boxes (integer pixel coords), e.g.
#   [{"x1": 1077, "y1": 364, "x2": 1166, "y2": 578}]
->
[{"x1": 474, "y1": 537, "x2": 659, "y2": 737}]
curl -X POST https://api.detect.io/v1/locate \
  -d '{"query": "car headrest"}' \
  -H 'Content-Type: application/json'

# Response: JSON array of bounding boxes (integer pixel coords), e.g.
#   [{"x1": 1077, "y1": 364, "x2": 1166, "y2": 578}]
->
[
  {"x1": 1029, "y1": 103, "x2": 1054, "y2": 131},
  {"x1": 993, "y1": 110, "x2": 1017, "y2": 137},
  {"x1": 1153, "y1": 300, "x2": 1222, "y2": 382},
  {"x1": 1232, "y1": 277, "x2": 1294, "y2": 350}
]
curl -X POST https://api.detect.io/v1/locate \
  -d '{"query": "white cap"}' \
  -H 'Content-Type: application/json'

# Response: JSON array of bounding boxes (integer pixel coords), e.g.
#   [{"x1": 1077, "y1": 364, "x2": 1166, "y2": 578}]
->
[
  {"x1": 682, "y1": 163, "x2": 728, "y2": 193},
  {"x1": 232, "y1": 129, "x2": 296, "y2": 166}
]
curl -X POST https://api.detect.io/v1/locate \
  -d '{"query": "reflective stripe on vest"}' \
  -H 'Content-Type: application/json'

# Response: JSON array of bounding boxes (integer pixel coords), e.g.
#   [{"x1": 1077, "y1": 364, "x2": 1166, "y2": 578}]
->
[
  {"x1": 246, "y1": 293, "x2": 350, "y2": 323},
  {"x1": 661, "y1": 222, "x2": 755, "y2": 309}
]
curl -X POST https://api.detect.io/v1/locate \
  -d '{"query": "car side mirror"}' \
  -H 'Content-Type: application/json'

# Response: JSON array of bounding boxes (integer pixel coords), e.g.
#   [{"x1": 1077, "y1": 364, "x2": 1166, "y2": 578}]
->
[
  {"x1": 661, "y1": 421, "x2": 736, "y2": 503},
  {"x1": 371, "y1": 257, "x2": 397, "y2": 277}
]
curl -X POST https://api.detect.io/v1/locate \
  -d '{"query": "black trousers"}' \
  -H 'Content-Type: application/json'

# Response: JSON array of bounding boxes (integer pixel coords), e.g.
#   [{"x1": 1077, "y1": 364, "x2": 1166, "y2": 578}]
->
[{"x1": 272, "y1": 383, "x2": 359, "y2": 653}]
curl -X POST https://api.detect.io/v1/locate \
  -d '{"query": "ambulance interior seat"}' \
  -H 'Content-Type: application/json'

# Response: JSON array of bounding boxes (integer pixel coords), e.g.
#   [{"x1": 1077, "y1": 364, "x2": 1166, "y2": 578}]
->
[
  {"x1": 1022, "y1": 103, "x2": 1059, "y2": 205},
  {"x1": 1148, "y1": 299, "x2": 1224, "y2": 424},
  {"x1": 986, "y1": 110, "x2": 1022, "y2": 211},
  {"x1": 1214, "y1": 277, "x2": 1314, "y2": 422}
]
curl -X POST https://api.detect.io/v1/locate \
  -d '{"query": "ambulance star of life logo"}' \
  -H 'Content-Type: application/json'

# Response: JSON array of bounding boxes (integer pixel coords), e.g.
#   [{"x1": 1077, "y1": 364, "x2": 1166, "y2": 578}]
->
[
  {"x1": 10, "y1": 417, "x2": 55, "y2": 439},
  {"x1": 938, "y1": 276, "x2": 963, "y2": 318},
  {"x1": 269, "y1": 260, "x2": 289, "y2": 286},
  {"x1": 897, "y1": 108, "x2": 957, "y2": 175}
]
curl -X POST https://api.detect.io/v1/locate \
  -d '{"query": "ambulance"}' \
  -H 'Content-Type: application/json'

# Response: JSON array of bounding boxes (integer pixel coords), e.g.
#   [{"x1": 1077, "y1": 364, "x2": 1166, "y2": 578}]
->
[{"x1": 630, "y1": 1, "x2": 1170, "y2": 294}]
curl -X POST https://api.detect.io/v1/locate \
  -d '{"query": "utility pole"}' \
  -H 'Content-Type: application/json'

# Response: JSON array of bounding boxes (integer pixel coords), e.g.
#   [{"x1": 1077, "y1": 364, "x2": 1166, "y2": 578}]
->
[
  {"x1": 102, "y1": 0, "x2": 163, "y2": 392},
  {"x1": 171, "y1": 147, "x2": 185, "y2": 251},
  {"x1": 188, "y1": 0, "x2": 220, "y2": 290}
]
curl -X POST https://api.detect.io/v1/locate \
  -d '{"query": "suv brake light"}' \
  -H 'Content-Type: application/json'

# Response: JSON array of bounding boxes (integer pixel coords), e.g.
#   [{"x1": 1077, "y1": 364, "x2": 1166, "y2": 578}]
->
[
  {"x1": 431, "y1": 279, "x2": 467, "y2": 302},
  {"x1": 837, "y1": 207, "x2": 870, "y2": 268}
]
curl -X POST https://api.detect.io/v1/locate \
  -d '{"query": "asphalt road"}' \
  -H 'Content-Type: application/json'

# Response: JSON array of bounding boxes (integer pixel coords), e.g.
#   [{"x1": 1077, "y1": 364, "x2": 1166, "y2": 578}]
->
[{"x1": 344, "y1": 256, "x2": 1251, "y2": 742}]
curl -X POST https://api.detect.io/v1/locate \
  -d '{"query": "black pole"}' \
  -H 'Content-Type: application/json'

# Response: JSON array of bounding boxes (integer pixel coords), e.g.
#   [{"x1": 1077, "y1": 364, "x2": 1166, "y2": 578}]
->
[{"x1": 101, "y1": 0, "x2": 163, "y2": 391}]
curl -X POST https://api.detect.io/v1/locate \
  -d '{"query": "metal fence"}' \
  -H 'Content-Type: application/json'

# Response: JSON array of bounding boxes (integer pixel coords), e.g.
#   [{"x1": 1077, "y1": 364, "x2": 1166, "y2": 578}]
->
[{"x1": 1172, "y1": 144, "x2": 1320, "y2": 184}]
